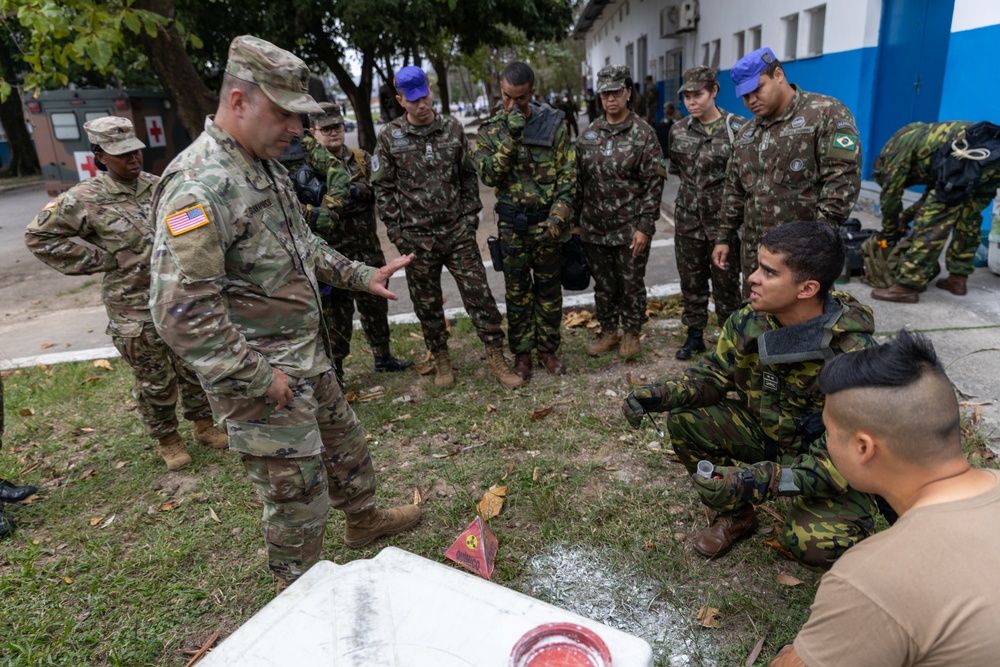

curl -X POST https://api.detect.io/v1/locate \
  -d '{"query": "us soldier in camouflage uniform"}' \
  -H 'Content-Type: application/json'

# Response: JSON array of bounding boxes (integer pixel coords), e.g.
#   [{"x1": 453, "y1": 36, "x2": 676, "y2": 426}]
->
[
  {"x1": 669, "y1": 66, "x2": 746, "y2": 360},
  {"x1": 623, "y1": 222, "x2": 877, "y2": 570},
  {"x1": 371, "y1": 67, "x2": 521, "y2": 390},
  {"x1": 24, "y1": 116, "x2": 226, "y2": 471},
  {"x1": 475, "y1": 61, "x2": 577, "y2": 381},
  {"x1": 575, "y1": 65, "x2": 663, "y2": 360},
  {"x1": 148, "y1": 36, "x2": 420, "y2": 590},
  {"x1": 869, "y1": 121, "x2": 1000, "y2": 303},
  {"x1": 715, "y1": 47, "x2": 861, "y2": 291},
  {"x1": 303, "y1": 103, "x2": 411, "y2": 381}
]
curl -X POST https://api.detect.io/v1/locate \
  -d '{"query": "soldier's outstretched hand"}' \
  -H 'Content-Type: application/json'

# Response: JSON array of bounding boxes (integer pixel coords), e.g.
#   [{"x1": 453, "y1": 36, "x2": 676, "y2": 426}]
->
[
  {"x1": 622, "y1": 384, "x2": 666, "y2": 429},
  {"x1": 369, "y1": 253, "x2": 414, "y2": 300}
]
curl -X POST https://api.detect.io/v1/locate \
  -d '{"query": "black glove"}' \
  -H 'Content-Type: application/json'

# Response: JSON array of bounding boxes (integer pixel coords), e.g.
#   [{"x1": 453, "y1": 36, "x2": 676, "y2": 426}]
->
[{"x1": 622, "y1": 384, "x2": 666, "y2": 429}]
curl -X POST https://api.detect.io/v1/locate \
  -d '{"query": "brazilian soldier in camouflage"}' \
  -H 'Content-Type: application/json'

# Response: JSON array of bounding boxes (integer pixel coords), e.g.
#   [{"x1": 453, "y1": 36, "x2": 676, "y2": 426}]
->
[
  {"x1": 149, "y1": 36, "x2": 420, "y2": 590},
  {"x1": 869, "y1": 121, "x2": 1000, "y2": 304},
  {"x1": 304, "y1": 102, "x2": 411, "y2": 381},
  {"x1": 715, "y1": 47, "x2": 862, "y2": 291},
  {"x1": 669, "y1": 67, "x2": 747, "y2": 360},
  {"x1": 623, "y1": 222, "x2": 877, "y2": 570},
  {"x1": 371, "y1": 67, "x2": 521, "y2": 390},
  {"x1": 24, "y1": 116, "x2": 226, "y2": 471},
  {"x1": 475, "y1": 61, "x2": 577, "y2": 381},
  {"x1": 575, "y1": 65, "x2": 663, "y2": 360}
]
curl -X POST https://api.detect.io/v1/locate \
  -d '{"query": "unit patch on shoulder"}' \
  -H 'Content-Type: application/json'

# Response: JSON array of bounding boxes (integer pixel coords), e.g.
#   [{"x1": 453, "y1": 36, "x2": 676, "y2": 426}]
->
[
  {"x1": 584, "y1": 130, "x2": 598, "y2": 140},
  {"x1": 42, "y1": 198, "x2": 58, "y2": 211},
  {"x1": 743, "y1": 127, "x2": 756, "y2": 139},
  {"x1": 836, "y1": 120, "x2": 858, "y2": 132},
  {"x1": 165, "y1": 203, "x2": 211, "y2": 236},
  {"x1": 789, "y1": 158, "x2": 805, "y2": 172},
  {"x1": 829, "y1": 132, "x2": 860, "y2": 160},
  {"x1": 371, "y1": 155, "x2": 381, "y2": 173},
  {"x1": 391, "y1": 128, "x2": 406, "y2": 139},
  {"x1": 791, "y1": 116, "x2": 806, "y2": 129}
]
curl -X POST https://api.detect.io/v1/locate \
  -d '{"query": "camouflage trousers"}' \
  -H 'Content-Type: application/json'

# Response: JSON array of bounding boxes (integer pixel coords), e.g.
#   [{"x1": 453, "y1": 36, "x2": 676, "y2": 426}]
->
[
  {"x1": 675, "y1": 234, "x2": 743, "y2": 330},
  {"x1": 399, "y1": 229, "x2": 504, "y2": 353},
  {"x1": 210, "y1": 368, "x2": 376, "y2": 581},
  {"x1": 895, "y1": 189, "x2": 992, "y2": 288},
  {"x1": 667, "y1": 399, "x2": 875, "y2": 570},
  {"x1": 322, "y1": 238, "x2": 391, "y2": 361},
  {"x1": 582, "y1": 240, "x2": 649, "y2": 334},
  {"x1": 110, "y1": 320, "x2": 212, "y2": 439},
  {"x1": 499, "y1": 224, "x2": 563, "y2": 354}
]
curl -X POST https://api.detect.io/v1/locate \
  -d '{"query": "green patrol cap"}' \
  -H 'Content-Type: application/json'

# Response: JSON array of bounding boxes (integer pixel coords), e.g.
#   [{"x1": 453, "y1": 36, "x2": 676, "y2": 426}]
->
[
  {"x1": 597, "y1": 64, "x2": 630, "y2": 93},
  {"x1": 83, "y1": 116, "x2": 145, "y2": 155},
  {"x1": 678, "y1": 66, "x2": 717, "y2": 95},
  {"x1": 225, "y1": 35, "x2": 322, "y2": 114},
  {"x1": 311, "y1": 102, "x2": 344, "y2": 129}
]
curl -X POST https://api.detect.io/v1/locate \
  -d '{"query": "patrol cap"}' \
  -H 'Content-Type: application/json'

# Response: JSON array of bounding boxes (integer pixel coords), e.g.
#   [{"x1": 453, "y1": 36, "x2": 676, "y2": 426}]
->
[
  {"x1": 731, "y1": 46, "x2": 778, "y2": 97},
  {"x1": 84, "y1": 116, "x2": 145, "y2": 155},
  {"x1": 311, "y1": 102, "x2": 344, "y2": 129},
  {"x1": 596, "y1": 64, "x2": 630, "y2": 93},
  {"x1": 225, "y1": 35, "x2": 322, "y2": 114},
  {"x1": 678, "y1": 66, "x2": 717, "y2": 95},
  {"x1": 394, "y1": 66, "x2": 430, "y2": 101}
]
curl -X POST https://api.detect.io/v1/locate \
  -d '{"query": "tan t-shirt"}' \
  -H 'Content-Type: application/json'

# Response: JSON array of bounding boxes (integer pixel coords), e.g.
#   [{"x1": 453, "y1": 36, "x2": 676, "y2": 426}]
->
[{"x1": 794, "y1": 469, "x2": 1000, "y2": 667}]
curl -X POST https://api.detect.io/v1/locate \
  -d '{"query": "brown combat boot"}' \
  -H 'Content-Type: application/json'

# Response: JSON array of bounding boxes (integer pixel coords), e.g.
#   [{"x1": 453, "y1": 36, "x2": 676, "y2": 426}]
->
[
  {"x1": 433, "y1": 350, "x2": 455, "y2": 387},
  {"x1": 344, "y1": 505, "x2": 422, "y2": 548},
  {"x1": 935, "y1": 274, "x2": 968, "y2": 296},
  {"x1": 192, "y1": 419, "x2": 228, "y2": 449},
  {"x1": 619, "y1": 332, "x2": 641, "y2": 359},
  {"x1": 587, "y1": 330, "x2": 620, "y2": 357},
  {"x1": 485, "y1": 345, "x2": 523, "y2": 390},
  {"x1": 513, "y1": 353, "x2": 532, "y2": 382},
  {"x1": 538, "y1": 351, "x2": 566, "y2": 375},
  {"x1": 870, "y1": 284, "x2": 920, "y2": 303},
  {"x1": 157, "y1": 432, "x2": 191, "y2": 470},
  {"x1": 691, "y1": 504, "x2": 759, "y2": 558}
]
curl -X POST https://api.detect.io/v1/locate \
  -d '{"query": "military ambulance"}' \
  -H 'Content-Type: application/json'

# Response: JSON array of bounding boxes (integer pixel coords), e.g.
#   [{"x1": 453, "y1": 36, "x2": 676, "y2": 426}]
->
[{"x1": 25, "y1": 89, "x2": 190, "y2": 196}]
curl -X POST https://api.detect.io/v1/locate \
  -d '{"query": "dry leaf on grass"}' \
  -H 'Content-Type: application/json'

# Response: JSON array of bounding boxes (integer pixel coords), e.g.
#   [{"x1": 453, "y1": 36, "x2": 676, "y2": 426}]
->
[
  {"x1": 487, "y1": 404, "x2": 498, "y2": 413},
  {"x1": 40, "y1": 343, "x2": 56, "y2": 349},
  {"x1": 82, "y1": 376, "x2": 102, "y2": 384},
  {"x1": 92, "y1": 359, "x2": 114, "y2": 371},
  {"x1": 745, "y1": 634, "x2": 767, "y2": 665},
  {"x1": 502, "y1": 461, "x2": 515, "y2": 480},
  {"x1": 89, "y1": 516, "x2": 103, "y2": 527},
  {"x1": 697, "y1": 605, "x2": 722, "y2": 628},
  {"x1": 413, "y1": 364, "x2": 435, "y2": 375},
  {"x1": 183, "y1": 629, "x2": 220, "y2": 667},
  {"x1": 101, "y1": 515, "x2": 116, "y2": 529},
  {"x1": 209, "y1": 507, "x2": 222, "y2": 523},
  {"x1": 18, "y1": 407, "x2": 35, "y2": 417},
  {"x1": 530, "y1": 406, "x2": 554, "y2": 422},
  {"x1": 391, "y1": 413, "x2": 412, "y2": 422},
  {"x1": 63, "y1": 577, "x2": 73, "y2": 584},
  {"x1": 476, "y1": 485, "x2": 507, "y2": 520},
  {"x1": 532, "y1": 466, "x2": 540, "y2": 482},
  {"x1": 344, "y1": 391, "x2": 360, "y2": 402},
  {"x1": 359, "y1": 391, "x2": 384, "y2": 402},
  {"x1": 775, "y1": 573, "x2": 803, "y2": 587},
  {"x1": 19, "y1": 461, "x2": 40, "y2": 475},
  {"x1": 115, "y1": 461, "x2": 128, "y2": 469},
  {"x1": 764, "y1": 536, "x2": 796, "y2": 560},
  {"x1": 562, "y1": 310, "x2": 593, "y2": 328},
  {"x1": 759, "y1": 504, "x2": 786, "y2": 523},
  {"x1": 413, "y1": 488, "x2": 422, "y2": 505},
  {"x1": 80, "y1": 468, "x2": 96, "y2": 480},
  {"x1": 159, "y1": 501, "x2": 180, "y2": 512}
]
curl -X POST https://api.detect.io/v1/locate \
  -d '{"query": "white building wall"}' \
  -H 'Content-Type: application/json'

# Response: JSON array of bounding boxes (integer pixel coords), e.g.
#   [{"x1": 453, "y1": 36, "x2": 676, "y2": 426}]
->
[
  {"x1": 951, "y1": 0, "x2": 1000, "y2": 32},
  {"x1": 582, "y1": 0, "x2": 684, "y2": 89}
]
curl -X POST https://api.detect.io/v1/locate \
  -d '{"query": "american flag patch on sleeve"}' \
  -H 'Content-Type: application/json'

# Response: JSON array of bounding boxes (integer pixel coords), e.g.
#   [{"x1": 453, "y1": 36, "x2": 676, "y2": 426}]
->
[
  {"x1": 42, "y1": 198, "x2": 58, "y2": 210},
  {"x1": 165, "y1": 204, "x2": 210, "y2": 236}
]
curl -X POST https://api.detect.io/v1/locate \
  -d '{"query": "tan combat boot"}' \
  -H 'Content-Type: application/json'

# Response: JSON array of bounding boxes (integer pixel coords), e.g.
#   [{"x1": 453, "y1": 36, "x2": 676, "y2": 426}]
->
[
  {"x1": 619, "y1": 332, "x2": 641, "y2": 359},
  {"x1": 691, "y1": 504, "x2": 759, "y2": 558},
  {"x1": 344, "y1": 505, "x2": 422, "y2": 548},
  {"x1": 157, "y1": 432, "x2": 191, "y2": 470},
  {"x1": 433, "y1": 350, "x2": 455, "y2": 387},
  {"x1": 192, "y1": 419, "x2": 228, "y2": 449},
  {"x1": 587, "y1": 330, "x2": 620, "y2": 357},
  {"x1": 485, "y1": 345, "x2": 523, "y2": 390}
]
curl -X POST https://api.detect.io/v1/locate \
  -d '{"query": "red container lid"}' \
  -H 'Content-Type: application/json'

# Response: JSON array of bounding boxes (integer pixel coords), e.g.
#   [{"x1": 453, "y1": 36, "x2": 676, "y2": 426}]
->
[{"x1": 509, "y1": 622, "x2": 612, "y2": 667}]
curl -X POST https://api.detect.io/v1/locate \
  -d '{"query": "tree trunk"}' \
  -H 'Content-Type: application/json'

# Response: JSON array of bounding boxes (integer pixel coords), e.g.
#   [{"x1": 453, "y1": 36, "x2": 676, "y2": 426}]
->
[
  {"x1": 431, "y1": 55, "x2": 450, "y2": 118},
  {"x1": 134, "y1": 0, "x2": 217, "y2": 139},
  {"x1": 313, "y1": 30, "x2": 377, "y2": 153},
  {"x1": 0, "y1": 39, "x2": 39, "y2": 177}
]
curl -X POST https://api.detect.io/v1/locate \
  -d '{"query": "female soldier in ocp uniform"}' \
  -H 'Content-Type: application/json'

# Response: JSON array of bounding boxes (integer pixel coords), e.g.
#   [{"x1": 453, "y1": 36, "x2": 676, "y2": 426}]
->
[
  {"x1": 24, "y1": 117, "x2": 226, "y2": 470},
  {"x1": 575, "y1": 65, "x2": 665, "y2": 360},
  {"x1": 668, "y1": 67, "x2": 746, "y2": 360}
]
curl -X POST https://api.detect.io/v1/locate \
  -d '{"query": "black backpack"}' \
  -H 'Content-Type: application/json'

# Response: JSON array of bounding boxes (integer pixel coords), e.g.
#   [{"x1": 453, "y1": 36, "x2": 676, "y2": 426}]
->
[{"x1": 561, "y1": 235, "x2": 591, "y2": 291}]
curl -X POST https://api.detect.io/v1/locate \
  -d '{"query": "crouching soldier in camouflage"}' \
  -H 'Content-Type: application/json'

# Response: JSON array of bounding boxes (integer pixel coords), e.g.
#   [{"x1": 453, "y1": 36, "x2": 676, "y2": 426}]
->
[
  {"x1": 623, "y1": 222, "x2": 878, "y2": 570},
  {"x1": 372, "y1": 66, "x2": 521, "y2": 390},
  {"x1": 25, "y1": 116, "x2": 226, "y2": 471},
  {"x1": 301, "y1": 102, "x2": 411, "y2": 382},
  {"x1": 575, "y1": 65, "x2": 663, "y2": 360},
  {"x1": 475, "y1": 61, "x2": 577, "y2": 381},
  {"x1": 150, "y1": 36, "x2": 420, "y2": 591}
]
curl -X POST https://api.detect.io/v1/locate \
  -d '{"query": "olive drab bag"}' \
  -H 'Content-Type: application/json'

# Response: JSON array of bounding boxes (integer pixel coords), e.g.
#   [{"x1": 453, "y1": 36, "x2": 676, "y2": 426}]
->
[{"x1": 861, "y1": 235, "x2": 913, "y2": 288}]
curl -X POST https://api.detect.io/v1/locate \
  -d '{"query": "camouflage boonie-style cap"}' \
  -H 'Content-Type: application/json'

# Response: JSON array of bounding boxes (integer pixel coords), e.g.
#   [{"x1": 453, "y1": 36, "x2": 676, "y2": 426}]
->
[
  {"x1": 84, "y1": 116, "x2": 145, "y2": 155},
  {"x1": 597, "y1": 64, "x2": 630, "y2": 93},
  {"x1": 225, "y1": 35, "x2": 322, "y2": 114},
  {"x1": 678, "y1": 66, "x2": 717, "y2": 94},
  {"x1": 311, "y1": 102, "x2": 344, "y2": 128}
]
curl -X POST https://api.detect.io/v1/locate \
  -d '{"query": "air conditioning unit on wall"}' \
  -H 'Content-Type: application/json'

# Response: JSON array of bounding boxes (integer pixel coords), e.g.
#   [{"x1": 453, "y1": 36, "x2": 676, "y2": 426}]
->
[
  {"x1": 677, "y1": 0, "x2": 699, "y2": 33},
  {"x1": 661, "y1": 5, "x2": 679, "y2": 37}
]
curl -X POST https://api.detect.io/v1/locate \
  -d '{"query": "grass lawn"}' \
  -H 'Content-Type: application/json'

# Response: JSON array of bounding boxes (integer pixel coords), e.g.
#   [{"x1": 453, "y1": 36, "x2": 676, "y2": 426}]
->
[{"x1": 2, "y1": 300, "x2": 994, "y2": 666}]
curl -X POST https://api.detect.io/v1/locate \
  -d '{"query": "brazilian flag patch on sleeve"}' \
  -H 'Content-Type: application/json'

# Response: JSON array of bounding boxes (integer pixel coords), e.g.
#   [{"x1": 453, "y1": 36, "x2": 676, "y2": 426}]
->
[{"x1": 829, "y1": 132, "x2": 859, "y2": 160}]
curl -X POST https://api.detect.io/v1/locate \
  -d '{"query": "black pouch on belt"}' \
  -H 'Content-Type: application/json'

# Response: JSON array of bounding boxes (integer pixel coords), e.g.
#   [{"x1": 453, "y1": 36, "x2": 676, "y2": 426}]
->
[{"x1": 487, "y1": 236, "x2": 504, "y2": 272}]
